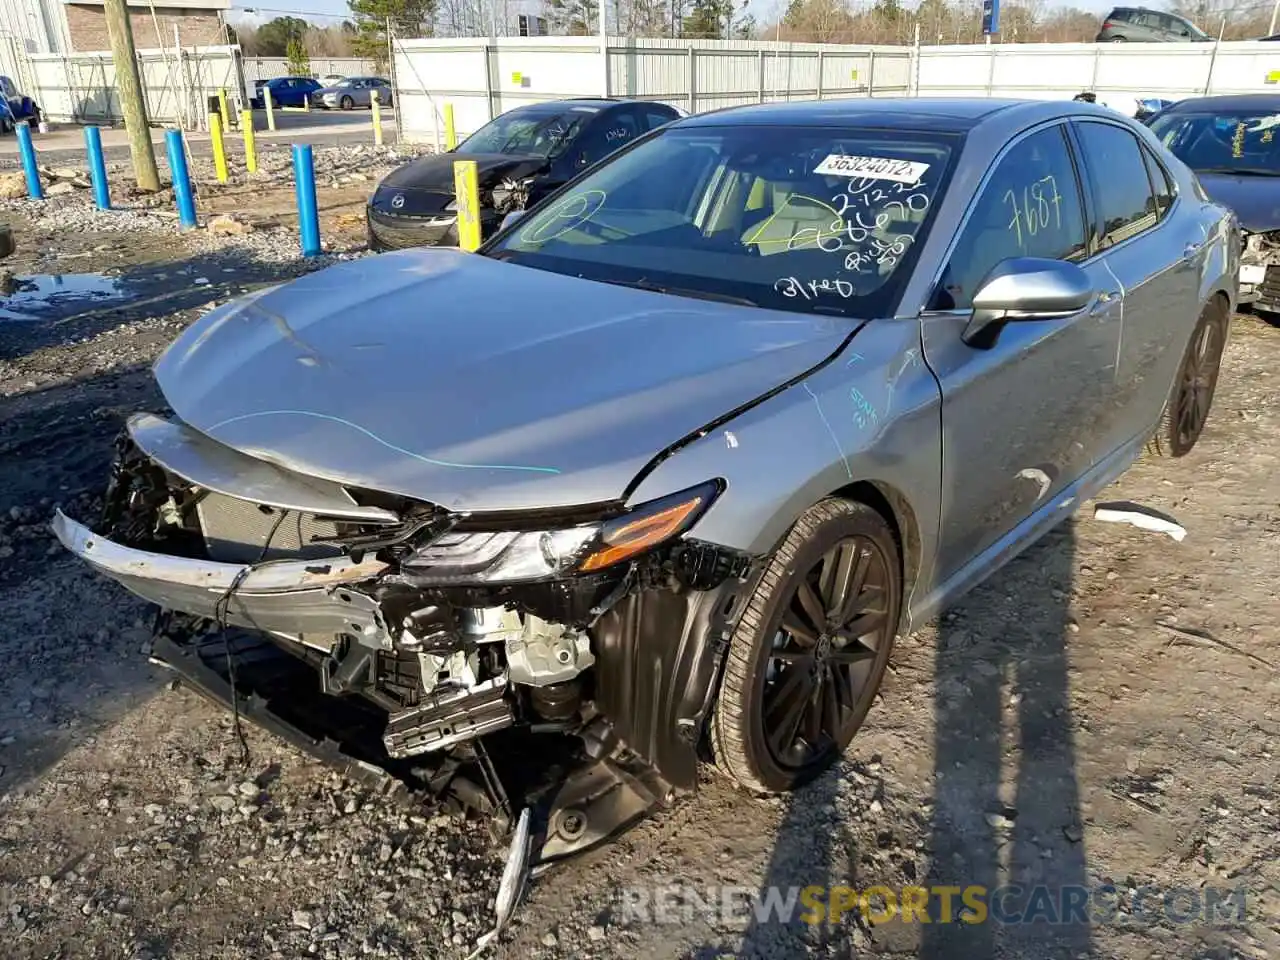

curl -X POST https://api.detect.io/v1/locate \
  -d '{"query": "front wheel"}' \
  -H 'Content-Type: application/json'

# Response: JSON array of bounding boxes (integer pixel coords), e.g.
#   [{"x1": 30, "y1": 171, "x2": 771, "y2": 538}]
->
[
  {"x1": 340, "y1": 95, "x2": 354, "y2": 110},
  {"x1": 711, "y1": 498, "x2": 902, "y2": 795},
  {"x1": 1148, "y1": 298, "x2": 1226, "y2": 458}
]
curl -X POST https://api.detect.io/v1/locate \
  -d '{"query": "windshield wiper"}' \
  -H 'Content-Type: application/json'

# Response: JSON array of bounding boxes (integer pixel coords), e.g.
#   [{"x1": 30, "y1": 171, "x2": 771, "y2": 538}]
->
[
  {"x1": 1197, "y1": 165, "x2": 1280, "y2": 176},
  {"x1": 593, "y1": 276, "x2": 759, "y2": 307}
]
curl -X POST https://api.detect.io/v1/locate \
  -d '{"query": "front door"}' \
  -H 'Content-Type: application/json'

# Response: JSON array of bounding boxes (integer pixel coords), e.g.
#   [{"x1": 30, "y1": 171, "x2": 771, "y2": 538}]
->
[{"x1": 919, "y1": 122, "x2": 1121, "y2": 588}]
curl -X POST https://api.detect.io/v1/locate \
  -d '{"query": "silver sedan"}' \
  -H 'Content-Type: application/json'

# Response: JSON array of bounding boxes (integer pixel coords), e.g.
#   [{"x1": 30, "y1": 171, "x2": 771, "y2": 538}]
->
[
  {"x1": 313, "y1": 76, "x2": 393, "y2": 109},
  {"x1": 55, "y1": 98, "x2": 1236, "y2": 862}
]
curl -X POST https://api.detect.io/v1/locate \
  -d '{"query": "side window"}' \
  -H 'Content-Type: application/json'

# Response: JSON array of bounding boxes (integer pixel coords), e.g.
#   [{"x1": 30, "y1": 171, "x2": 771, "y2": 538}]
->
[
  {"x1": 574, "y1": 113, "x2": 639, "y2": 167},
  {"x1": 1076, "y1": 121, "x2": 1159, "y2": 248},
  {"x1": 1141, "y1": 144, "x2": 1174, "y2": 218},
  {"x1": 645, "y1": 108, "x2": 676, "y2": 131},
  {"x1": 932, "y1": 125, "x2": 1087, "y2": 311}
]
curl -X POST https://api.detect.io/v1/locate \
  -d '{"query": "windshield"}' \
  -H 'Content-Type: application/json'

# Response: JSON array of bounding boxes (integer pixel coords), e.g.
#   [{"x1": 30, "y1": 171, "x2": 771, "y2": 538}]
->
[
  {"x1": 485, "y1": 124, "x2": 958, "y2": 317},
  {"x1": 459, "y1": 109, "x2": 591, "y2": 157},
  {"x1": 1149, "y1": 109, "x2": 1280, "y2": 174}
]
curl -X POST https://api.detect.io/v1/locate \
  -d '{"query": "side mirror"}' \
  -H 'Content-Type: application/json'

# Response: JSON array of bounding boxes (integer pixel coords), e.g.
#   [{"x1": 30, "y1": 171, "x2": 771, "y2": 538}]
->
[
  {"x1": 962, "y1": 257, "x2": 1095, "y2": 348},
  {"x1": 500, "y1": 210, "x2": 526, "y2": 231}
]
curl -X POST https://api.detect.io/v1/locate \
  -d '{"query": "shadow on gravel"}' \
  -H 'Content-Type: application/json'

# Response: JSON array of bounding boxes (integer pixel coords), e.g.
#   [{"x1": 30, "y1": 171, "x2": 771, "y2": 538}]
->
[
  {"x1": 0, "y1": 246, "x2": 312, "y2": 363},
  {"x1": 686, "y1": 523, "x2": 1092, "y2": 959},
  {"x1": 0, "y1": 362, "x2": 168, "y2": 792},
  {"x1": 0, "y1": 363, "x2": 158, "y2": 535},
  {"x1": 921, "y1": 520, "x2": 1092, "y2": 960}
]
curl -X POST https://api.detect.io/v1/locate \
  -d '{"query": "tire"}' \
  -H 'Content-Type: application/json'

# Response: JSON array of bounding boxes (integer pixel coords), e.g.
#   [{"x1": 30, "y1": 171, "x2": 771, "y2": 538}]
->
[
  {"x1": 1110, "y1": 35, "x2": 1127, "y2": 41},
  {"x1": 711, "y1": 498, "x2": 902, "y2": 795},
  {"x1": 340, "y1": 95, "x2": 354, "y2": 110},
  {"x1": 1147, "y1": 298, "x2": 1226, "y2": 458}
]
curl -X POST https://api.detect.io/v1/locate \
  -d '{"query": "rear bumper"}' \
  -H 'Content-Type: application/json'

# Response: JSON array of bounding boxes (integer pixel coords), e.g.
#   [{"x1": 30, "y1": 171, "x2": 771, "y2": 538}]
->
[{"x1": 51, "y1": 511, "x2": 391, "y2": 643}]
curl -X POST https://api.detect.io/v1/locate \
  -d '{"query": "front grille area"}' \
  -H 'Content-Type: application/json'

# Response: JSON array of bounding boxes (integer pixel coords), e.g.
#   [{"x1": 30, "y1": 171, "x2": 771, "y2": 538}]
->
[
  {"x1": 196, "y1": 492, "x2": 344, "y2": 564},
  {"x1": 1260, "y1": 265, "x2": 1280, "y2": 305},
  {"x1": 367, "y1": 208, "x2": 456, "y2": 251}
]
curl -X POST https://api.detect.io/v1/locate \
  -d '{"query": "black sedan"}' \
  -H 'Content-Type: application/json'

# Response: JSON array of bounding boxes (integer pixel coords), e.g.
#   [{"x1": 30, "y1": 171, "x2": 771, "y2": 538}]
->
[
  {"x1": 366, "y1": 98, "x2": 683, "y2": 251},
  {"x1": 1147, "y1": 94, "x2": 1280, "y2": 320}
]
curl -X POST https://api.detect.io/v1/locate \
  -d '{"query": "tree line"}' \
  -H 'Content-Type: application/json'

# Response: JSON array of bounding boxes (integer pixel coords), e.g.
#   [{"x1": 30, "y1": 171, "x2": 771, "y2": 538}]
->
[{"x1": 230, "y1": 0, "x2": 1280, "y2": 67}]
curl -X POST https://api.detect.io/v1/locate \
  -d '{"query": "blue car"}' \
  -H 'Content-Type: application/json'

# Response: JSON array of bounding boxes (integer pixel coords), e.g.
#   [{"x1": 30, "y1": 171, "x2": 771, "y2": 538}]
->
[
  {"x1": 251, "y1": 76, "x2": 322, "y2": 109},
  {"x1": 0, "y1": 75, "x2": 42, "y2": 133}
]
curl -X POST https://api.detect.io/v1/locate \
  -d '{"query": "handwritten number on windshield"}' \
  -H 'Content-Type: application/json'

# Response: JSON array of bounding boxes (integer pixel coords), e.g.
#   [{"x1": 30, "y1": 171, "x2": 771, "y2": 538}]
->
[{"x1": 775, "y1": 276, "x2": 856, "y2": 300}]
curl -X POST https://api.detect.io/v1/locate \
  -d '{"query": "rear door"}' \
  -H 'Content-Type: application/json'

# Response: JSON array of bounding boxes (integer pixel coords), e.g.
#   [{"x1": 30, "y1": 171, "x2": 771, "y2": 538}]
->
[
  {"x1": 920, "y1": 122, "x2": 1120, "y2": 587},
  {"x1": 1071, "y1": 118, "x2": 1199, "y2": 448}
]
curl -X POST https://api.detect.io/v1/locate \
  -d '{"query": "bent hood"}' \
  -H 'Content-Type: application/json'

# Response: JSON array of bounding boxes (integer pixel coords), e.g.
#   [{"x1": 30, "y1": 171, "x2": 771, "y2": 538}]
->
[
  {"x1": 1196, "y1": 172, "x2": 1280, "y2": 232},
  {"x1": 375, "y1": 153, "x2": 548, "y2": 203},
  {"x1": 154, "y1": 249, "x2": 852, "y2": 513}
]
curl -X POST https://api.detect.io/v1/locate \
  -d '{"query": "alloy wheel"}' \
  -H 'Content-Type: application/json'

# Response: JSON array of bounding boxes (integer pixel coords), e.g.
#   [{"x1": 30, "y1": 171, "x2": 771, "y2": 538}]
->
[
  {"x1": 1175, "y1": 317, "x2": 1221, "y2": 449},
  {"x1": 760, "y1": 535, "x2": 892, "y2": 770}
]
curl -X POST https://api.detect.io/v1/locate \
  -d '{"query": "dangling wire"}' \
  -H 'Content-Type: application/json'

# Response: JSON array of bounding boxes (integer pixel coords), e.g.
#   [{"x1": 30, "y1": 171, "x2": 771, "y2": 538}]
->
[{"x1": 211, "y1": 508, "x2": 289, "y2": 770}]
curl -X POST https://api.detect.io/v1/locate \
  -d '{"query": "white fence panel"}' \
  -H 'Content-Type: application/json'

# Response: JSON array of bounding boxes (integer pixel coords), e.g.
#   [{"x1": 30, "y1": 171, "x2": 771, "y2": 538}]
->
[
  {"x1": 244, "y1": 57, "x2": 381, "y2": 82},
  {"x1": 24, "y1": 45, "x2": 241, "y2": 126},
  {"x1": 915, "y1": 39, "x2": 1280, "y2": 105},
  {"x1": 395, "y1": 36, "x2": 912, "y2": 146}
]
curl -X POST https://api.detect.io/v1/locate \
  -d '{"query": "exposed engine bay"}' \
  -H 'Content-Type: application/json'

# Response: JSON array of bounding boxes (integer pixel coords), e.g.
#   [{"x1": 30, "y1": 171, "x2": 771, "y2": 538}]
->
[
  {"x1": 1238, "y1": 229, "x2": 1280, "y2": 312},
  {"x1": 54, "y1": 414, "x2": 758, "y2": 868}
]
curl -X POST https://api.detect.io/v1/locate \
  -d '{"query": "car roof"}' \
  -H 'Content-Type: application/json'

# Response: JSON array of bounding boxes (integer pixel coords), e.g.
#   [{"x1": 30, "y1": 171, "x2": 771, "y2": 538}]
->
[
  {"x1": 672, "y1": 97, "x2": 1077, "y2": 133},
  {"x1": 1160, "y1": 93, "x2": 1280, "y2": 113}
]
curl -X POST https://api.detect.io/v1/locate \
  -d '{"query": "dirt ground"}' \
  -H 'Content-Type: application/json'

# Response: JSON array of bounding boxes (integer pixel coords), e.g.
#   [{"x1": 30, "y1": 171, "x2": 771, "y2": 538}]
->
[{"x1": 0, "y1": 181, "x2": 1277, "y2": 960}]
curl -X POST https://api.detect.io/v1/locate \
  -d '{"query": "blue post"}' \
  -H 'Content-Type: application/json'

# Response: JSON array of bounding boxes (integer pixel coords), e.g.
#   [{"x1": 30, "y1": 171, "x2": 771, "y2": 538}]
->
[
  {"x1": 292, "y1": 144, "x2": 321, "y2": 257},
  {"x1": 15, "y1": 122, "x2": 42, "y2": 200},
  {"x1": 84, "y1": 126, "x2": 110, "y2": 210},
  {"x1": 164, "y1": 129, "x2": 197, "y2": 230}
]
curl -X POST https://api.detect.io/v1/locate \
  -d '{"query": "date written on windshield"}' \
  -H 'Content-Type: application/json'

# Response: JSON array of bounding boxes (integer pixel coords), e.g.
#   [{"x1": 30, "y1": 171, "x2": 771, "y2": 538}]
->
[
  {"x1": 1005, "y1": 175, "x2": 1063, "y2": 247},
  {"x1": 775, "y1": 276, "x2": 855, "y2": 299}
]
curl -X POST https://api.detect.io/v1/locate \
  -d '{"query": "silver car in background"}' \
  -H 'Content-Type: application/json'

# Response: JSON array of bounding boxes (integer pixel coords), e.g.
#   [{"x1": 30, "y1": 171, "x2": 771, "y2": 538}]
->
[
  {"x1": 55, "y1": 98, "x2": 1236, "y2": 863},
  {"x1": 314, "y1": 76, "x2": 393, "y2": 110}
]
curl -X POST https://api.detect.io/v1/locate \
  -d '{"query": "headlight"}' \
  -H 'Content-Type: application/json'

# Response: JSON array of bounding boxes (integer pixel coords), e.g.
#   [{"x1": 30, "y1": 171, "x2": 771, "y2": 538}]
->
[{"x1": 401, "y1": 481, "x2": 720, "y2": 584}]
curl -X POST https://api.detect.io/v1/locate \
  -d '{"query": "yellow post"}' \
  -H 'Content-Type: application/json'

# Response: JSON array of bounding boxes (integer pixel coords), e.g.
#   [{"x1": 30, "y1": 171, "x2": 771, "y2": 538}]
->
[
  {"x1": 209, "y1": 112, "x2": 229, "y2": 183},
  {"x1": 217, "y1": 87, "x2": 231, "y2": 130},
  {"x1": 444, "y1": 104, "x2": 457, "y2": 151},
  {"x1": 241, "y1": 109, "x2": 257, "y2": 173},
  {"x1": 264, "y1": 86, "x2": 276, "y2": 131},
  {"x1": 371, "y1": 89, "x2": 383, "y2": 147},
  {"x1": 453, "y1": 159, "x2": 481, "y2": 252}
]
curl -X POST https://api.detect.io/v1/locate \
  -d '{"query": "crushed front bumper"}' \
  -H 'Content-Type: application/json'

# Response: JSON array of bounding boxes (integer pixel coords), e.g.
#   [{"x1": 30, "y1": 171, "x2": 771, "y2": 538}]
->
[{"x1": 52, "y1": 511, "x2": 392, "y2": 644}]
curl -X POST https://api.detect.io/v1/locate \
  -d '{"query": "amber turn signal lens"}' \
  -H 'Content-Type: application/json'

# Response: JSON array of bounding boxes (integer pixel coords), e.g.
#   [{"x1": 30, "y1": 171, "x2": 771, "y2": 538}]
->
[{"x1": 578, "y1": 495, "x2": 705, "y2": 572}]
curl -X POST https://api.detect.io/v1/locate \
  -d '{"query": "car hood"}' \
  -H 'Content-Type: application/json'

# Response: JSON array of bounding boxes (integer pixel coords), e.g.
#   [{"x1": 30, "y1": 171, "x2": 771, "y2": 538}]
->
[
  {"x1": 375, "y1": 153, "x2": 549, "y2": 200},
  {"x1": 1196, "y1": 171, "x2": 1280, "y2": 232},
  {"x1": 153, "y1": 249, "x2": 852, "y2": 513}
]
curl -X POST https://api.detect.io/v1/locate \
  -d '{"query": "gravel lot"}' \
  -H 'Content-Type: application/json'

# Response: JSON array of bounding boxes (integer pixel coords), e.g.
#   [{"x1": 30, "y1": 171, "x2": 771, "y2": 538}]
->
[{"x1": 0, "y1": 164, "x2": 1277, "y2": 960}]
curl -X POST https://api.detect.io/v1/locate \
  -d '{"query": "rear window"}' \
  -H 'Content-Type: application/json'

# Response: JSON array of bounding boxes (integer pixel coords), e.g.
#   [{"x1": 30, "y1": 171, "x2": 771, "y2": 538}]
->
[{"x1": 487, "y1": 125, "x2": 959, "y2": 318}]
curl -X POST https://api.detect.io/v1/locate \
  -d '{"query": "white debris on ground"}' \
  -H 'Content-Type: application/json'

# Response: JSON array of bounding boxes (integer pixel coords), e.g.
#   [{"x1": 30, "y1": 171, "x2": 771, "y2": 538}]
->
[{"x1": 1093, "y1": 501, "x2": 1188, "y2": 542}]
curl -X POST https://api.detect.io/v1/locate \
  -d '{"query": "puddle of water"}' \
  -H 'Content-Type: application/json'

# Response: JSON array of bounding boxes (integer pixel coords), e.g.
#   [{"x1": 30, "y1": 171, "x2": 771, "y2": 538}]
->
[{"x1": 0, "y1": 273, "x2": 132, "y2": 322}]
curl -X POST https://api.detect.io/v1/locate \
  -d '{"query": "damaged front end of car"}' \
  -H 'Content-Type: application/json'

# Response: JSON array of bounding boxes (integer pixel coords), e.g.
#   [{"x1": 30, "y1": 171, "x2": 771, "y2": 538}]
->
[
  {"x1": 53, "y1": 411, "x2": 758, "y2": 866},
  {"x1": 1238, "y1": 228, "x2": 1280, "y2": 311}
]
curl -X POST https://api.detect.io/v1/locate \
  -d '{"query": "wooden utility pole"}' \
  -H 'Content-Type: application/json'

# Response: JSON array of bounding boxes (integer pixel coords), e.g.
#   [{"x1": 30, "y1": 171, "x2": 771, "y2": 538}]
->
[{"x1": 103, "y1": 0, "x2": 160, "y2": 191}]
